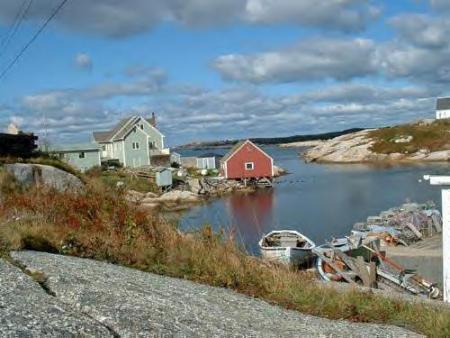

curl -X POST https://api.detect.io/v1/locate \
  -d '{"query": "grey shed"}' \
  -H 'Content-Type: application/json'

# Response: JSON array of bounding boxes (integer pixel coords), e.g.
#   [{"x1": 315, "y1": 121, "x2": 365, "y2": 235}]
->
[{"x1": 155, "y1": 167, "x2": 173, "y2": 187}]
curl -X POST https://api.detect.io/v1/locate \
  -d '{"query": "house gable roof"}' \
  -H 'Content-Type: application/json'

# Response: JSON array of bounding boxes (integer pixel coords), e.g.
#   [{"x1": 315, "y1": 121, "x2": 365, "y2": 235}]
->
[
  {"x1": 220, "y1": 140, "x2": 246, "y2": 163},
  {"x1": 93, "y1": 131, "x2": 112, "y2": 143},
  {"x1": 221, "y1": 140, "x2": 272, "y2": 164},
  {"x1": 112, "y1": 116, "x2": 141, "y2": 141},
  {"x1": 437, "y1": 97, "x2": 450, "y2": 110},
  {"x1": 92, "y1": 115, "x2": 164, "y2": 143}
]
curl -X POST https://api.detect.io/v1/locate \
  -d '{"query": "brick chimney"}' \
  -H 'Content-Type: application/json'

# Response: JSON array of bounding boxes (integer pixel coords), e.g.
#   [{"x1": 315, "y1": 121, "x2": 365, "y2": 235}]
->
[{"x1": 150, "y1": 112, "x2": 156, "y2": 127}]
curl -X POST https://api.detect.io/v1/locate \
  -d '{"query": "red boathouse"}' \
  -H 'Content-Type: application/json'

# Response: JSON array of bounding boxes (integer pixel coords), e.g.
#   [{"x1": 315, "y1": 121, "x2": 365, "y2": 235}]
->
[{"x1": 221, "y1": 140, "x2": 274, "y2": 180}]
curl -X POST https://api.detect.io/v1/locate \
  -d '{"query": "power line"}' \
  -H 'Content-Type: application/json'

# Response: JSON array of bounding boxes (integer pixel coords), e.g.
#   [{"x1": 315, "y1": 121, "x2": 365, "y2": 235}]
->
[
  {"x1": 0, "y1": 0, "x2": 34, "y2": 59},
  {"x1": 0, "y1": 0, "x2": 70, "y2": 82},
  {"x1": 0, "y1": 0, "x2": 28, "y2": 48}
]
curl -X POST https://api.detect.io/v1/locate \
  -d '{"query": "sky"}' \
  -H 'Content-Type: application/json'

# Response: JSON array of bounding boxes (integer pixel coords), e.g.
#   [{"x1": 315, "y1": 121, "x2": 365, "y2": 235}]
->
[{"x1": 0, "y1": 0, "x2": 449, "y2": 146}]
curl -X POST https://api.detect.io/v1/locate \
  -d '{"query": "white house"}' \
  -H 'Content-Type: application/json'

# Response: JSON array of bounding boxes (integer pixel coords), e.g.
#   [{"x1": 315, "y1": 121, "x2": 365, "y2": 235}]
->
[
  {"x1": 436, "y1": 97, "x2": 450, "y2": 120},
  {"x1": 92, "y1": 114, "x2": 169, "y2": 168}
]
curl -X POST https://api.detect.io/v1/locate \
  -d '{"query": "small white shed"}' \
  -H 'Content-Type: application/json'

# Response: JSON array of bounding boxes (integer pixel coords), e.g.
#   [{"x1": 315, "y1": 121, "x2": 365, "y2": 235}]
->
[
  {"x1": 155, "y1": 167, "x2": 173, "y2": 187},
  {"x1": 196, "y1": 153, "x2": 221, "y2": 170}
]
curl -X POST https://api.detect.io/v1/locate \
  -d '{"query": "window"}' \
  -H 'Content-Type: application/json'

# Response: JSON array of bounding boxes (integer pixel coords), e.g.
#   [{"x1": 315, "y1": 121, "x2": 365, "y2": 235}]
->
[
  {"x1": 132, "y1": 142, "x2": 140, "y2": 150},
  {"x1": 102, "y1": 145, "x2": 106, "y2": 151},
  {"x1": 133, "y1": 127, "x2": 137, "y2": 133},
  {"x1": 79, "y1": 152, "x2": 85, "y2": 159},
  {"x1": 245, "y1": 162, "x2": 254, "y2": 170},
  {"x1": 140, "y1": 124, "x2": 144, "y2": 130}
]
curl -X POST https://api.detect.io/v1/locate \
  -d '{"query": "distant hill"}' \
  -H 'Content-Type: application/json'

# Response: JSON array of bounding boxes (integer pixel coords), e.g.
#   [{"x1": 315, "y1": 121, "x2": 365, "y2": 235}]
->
[{"x1": 176, "y1": 128, "x2": 365, "y2": 149}]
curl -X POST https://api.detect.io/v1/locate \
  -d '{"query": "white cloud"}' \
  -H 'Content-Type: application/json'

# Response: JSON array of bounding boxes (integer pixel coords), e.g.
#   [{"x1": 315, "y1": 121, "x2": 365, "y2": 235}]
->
[
  {"x1": 213, "y1": 13, "x2": 450, "y2": 86},
  {"x1": 0, "y1": 0, "x2": 379, "y2": 37},
  {"x1": 13, "y1": 78, "x2": 437, "y2": 145},
  {"x1": 74, "y1": 53, "x2": 92, "y2": 71},
  {"x1": 390, "y1": 14, "x2": 450, "y2": 49},
  {"x1": 430, "y1": 0, "x2": 450, "y2": 11},
  {"x1": 376, "y1": 42, "x2": 450, "y2": 82},
  {"x1": 213, "y1": 38, "x2": 378, "y2": 83},
  {"x1": 244, "y1": 0, "x2": 380, "y2": 32}
]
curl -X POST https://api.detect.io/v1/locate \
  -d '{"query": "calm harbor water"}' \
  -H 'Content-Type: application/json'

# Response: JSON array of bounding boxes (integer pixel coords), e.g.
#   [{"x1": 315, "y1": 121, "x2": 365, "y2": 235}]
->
[{"x1": 177, "y1": 146, "x2": 449, "y2": 253}]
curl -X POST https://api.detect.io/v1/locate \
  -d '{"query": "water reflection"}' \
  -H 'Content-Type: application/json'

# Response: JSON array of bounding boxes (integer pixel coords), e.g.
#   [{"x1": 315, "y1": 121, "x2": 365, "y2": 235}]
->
[
  {"x1": 225, "y1": 189, "x2": 275, "y2": 246},
  {"x1": 178, "y1": 146, "x2": 449, "y2": 254}
]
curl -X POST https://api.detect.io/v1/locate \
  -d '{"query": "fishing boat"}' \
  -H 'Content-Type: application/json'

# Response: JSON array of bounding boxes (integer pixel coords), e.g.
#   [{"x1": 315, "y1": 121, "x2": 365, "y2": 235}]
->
[{"x1": 259, "y1": 230, "x2": 316, "y2": 266}]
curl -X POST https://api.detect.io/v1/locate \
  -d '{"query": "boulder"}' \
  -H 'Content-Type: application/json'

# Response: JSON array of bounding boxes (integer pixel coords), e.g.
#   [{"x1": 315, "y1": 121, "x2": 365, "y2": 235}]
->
[
  {"x1": 125, "y1": 190, "x2": 144, "y2": 203},
  {"x1": 304, "y1": 130, "x2": 379, "y2": 163},
  {"x1": 187, "y1": 178, "x2": 202, "y2": 194},
  {"x1": 4, "y1": 163, "x2": 83, "y2": 192},
  {"x1": 140, "y1": 197, "x2": 158, "y2": 204},
  {"x1": 138, "y1": 203, "x2": 160, "y2": 213},
  {"x1": 273, "y1": 165, "x2": 287, "y2": 177},
  {"x1": 158, "y1": 190, "x2": 199, "y2": 202},
  {"x1": 145, "y1": 192, "x2": 158, "y2": 198},
  {"x1": 393, "y1": 135, "x2": 413, "y2": 144},
  {"x1": 423, "y1": 150, "x2": 450, "y2": 161}
]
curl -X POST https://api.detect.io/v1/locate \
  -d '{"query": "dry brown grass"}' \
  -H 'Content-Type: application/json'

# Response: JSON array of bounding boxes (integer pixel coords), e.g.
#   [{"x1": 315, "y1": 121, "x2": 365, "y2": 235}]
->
[
  {"x1": 0, "y1": 170, "x2": 449, "y2": 337},
  {"x1": 369, "y1": 119, "x2": 450, "y2": 154}
]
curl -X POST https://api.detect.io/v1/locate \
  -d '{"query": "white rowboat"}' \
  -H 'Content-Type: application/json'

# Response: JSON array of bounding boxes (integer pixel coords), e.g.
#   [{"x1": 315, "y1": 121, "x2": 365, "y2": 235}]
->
[{"x1": 259, "y1": 230, "x2": 316, "y2": 266}]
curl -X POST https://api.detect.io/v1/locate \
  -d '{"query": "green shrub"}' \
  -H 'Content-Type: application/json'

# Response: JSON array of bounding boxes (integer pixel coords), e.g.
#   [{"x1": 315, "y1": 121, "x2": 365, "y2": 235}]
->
[{"x1": 370, "y1": 120, "x2": 450, "y2": 154}]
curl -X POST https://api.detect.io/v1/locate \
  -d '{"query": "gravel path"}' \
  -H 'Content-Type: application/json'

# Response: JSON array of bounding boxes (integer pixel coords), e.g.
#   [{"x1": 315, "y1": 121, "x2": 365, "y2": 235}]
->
[{"x1": 6, "y1": 251, "x2": 424, "y2": 338}]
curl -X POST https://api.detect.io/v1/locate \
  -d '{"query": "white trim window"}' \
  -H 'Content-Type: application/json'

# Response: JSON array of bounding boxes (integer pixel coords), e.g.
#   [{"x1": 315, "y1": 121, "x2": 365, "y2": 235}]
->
[
  {"x1": 132, "y1": 142, "x2": 140, "y2": 150},
  {"x1": 79, "y1": 152, "x2": 85, "y2": 159},
  {"x1": 245, "y1": 162, "x2": 254, "y2": 170}
]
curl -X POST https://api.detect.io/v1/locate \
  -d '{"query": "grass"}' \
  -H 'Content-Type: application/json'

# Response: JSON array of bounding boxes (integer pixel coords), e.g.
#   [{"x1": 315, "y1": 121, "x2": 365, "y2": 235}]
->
[
  {"x1": 88, "y1": 168, "x2": 159, "y2": 193},
  {"x1": 0, "y1": 170, "x2": 449, "y2": 337},
  {"x1": 369, "y1": 119, "x2": 450, "y2": 154}
]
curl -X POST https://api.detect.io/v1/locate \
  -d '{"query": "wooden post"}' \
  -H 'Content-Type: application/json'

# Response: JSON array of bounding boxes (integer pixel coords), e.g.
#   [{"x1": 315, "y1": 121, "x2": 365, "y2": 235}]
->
[
  {"x1": 442, "y1": 189, "x2": 450, "y2": 302},
  {"x1": 355, "y1": 256, "x2": 371, "y2": 287},
  {"x1": 368, "y1": 261, "x2": 377, "y2": 288}
]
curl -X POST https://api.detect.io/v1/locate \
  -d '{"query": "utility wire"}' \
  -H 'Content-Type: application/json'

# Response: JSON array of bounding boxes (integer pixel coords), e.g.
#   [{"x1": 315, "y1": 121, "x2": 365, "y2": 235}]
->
[
  {"x1": 0, "y1": 0, "x2": 28, "y2": 49},
  {"x1": 0, "y1": 0, "x2": 34, "y2": 58},
  {"x1": 0, "y1": 0, "x2": 70, "y2": 82}
]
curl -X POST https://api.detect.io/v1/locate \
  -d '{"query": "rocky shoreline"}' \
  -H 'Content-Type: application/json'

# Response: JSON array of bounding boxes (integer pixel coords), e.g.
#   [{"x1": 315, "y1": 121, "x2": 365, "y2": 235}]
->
[
  {"x1": 303, "y1": 130, "x2": 450, "y2": 163},
  {"x1": 0, "y1": 251, "x2": 422, "y2": 337},
  {"x1": 126, "y1": 166, "x2": 286, "y2": 212},
  {"x1": 126, "y1": 178, "x2": 259, "y2": 212}
]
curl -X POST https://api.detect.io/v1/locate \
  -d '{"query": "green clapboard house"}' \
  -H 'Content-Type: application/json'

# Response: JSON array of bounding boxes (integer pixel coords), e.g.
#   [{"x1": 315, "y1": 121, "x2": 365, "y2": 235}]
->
[
  {"x1": 92, "y1": 114, "x2": 168, "y2": 168},
  {"x1": 50, "y1": 143, "x2": 101, "y2": 172}
]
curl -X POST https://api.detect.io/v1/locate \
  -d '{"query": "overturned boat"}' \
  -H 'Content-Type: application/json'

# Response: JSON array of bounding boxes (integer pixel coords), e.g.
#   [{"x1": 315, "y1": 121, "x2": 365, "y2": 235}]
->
[
  {"x1": 259, "y1": 230, "x2": 316, "y2": 266},
  {"x1": 313, "y1": 236, "x2": 441, "y2": 299}
]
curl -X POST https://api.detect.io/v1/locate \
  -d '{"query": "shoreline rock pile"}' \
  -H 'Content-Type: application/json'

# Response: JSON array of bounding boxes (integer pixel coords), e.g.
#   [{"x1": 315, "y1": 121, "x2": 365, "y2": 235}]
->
[{"x1": 352, "y1": 202, "x2": 442, "y2": 246}]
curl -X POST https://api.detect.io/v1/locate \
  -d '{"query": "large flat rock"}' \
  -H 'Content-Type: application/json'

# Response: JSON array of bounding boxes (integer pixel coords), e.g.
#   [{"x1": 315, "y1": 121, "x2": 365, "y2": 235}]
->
[
  {"x1": 0, "y1": 259, "x2": 112, "y2": 337},
  {"x1": 11, "y1": 251, "x2": 422, "y2": 337},
  {"x1": 4, "y1": 163, "x2": 83, "y2": 191}
]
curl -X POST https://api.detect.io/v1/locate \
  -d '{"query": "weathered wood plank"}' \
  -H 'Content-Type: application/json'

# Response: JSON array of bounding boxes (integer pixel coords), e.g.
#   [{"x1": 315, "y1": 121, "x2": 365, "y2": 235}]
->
[
  {"x1": 406, "y1": 222, "x2": 423, "y2": 239},
  {"x1": 314, "y1": 250, "x2": 357, "y2": 286}
]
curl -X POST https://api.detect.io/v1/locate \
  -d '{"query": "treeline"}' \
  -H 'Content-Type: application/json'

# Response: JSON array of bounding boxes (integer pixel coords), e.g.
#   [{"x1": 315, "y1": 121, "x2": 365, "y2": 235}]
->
[
  {"x1": 178, "y1": 128, "x2": 365, "y2": 149},
  {"x1": 250, "y1": 128, "x2": 365, "y2": 145}
]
